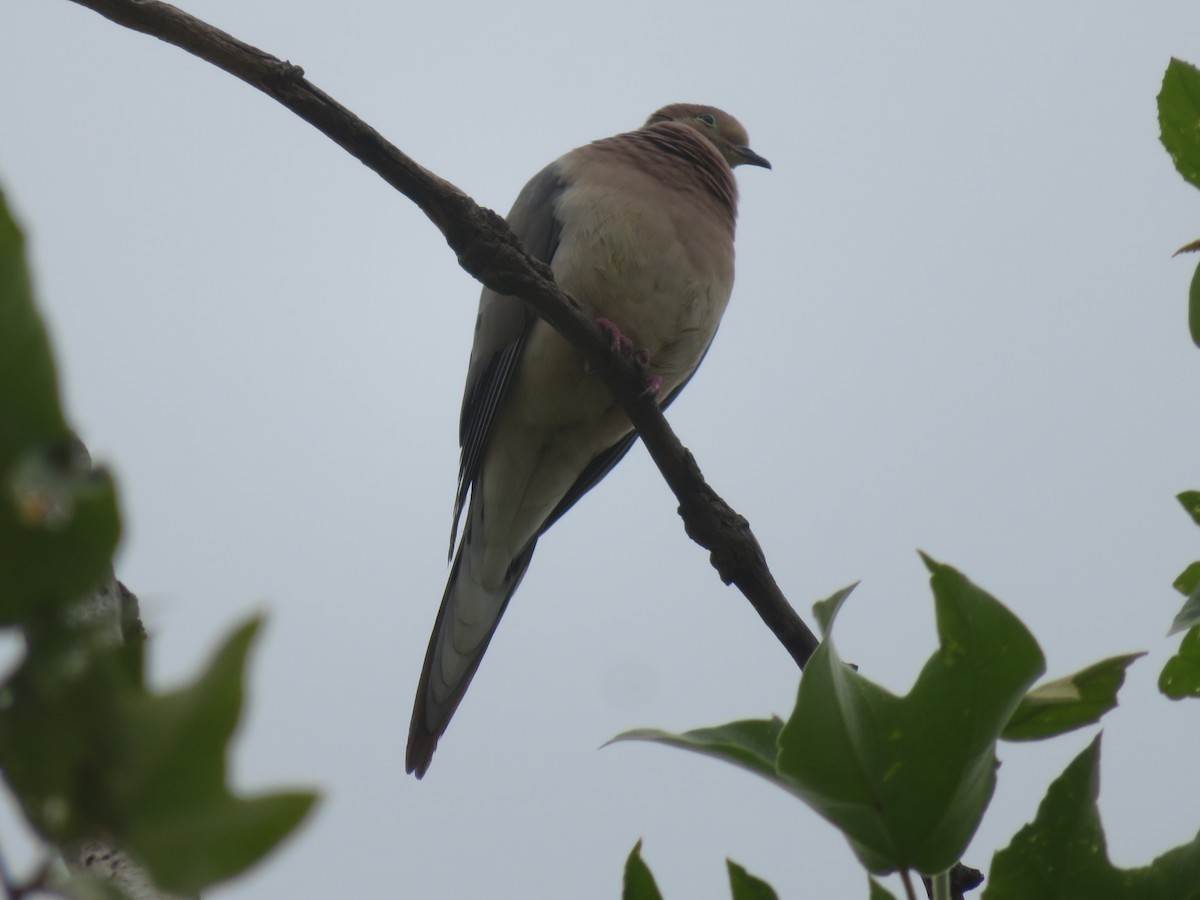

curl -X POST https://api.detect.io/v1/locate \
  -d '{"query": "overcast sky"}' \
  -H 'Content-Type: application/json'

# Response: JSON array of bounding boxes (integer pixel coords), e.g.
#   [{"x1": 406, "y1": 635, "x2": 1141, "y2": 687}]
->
[{"x1": 2, "y1": 2, "x2": 1199, "y2": 898}]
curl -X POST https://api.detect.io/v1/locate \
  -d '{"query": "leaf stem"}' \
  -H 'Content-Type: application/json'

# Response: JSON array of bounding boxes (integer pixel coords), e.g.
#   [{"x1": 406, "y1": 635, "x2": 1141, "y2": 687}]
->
[
  {"x1": 899, "y1": 869, "x2": 918, "y2": 900},
  {"x1": 931, "y1": 870, "x2": 951, "y2": 900}
]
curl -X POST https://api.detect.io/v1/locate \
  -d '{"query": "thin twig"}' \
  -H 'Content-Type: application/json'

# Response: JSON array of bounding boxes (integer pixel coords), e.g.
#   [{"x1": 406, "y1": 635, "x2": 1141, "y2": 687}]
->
[{"x1": 63, "y1": 0, "x2": 820, "y2": 668}]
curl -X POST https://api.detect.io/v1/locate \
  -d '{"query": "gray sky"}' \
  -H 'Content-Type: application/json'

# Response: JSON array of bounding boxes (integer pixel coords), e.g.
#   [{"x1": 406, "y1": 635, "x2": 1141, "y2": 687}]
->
[{"x1": 2, "y1": 2, "x2": 1199, "y2": 897}]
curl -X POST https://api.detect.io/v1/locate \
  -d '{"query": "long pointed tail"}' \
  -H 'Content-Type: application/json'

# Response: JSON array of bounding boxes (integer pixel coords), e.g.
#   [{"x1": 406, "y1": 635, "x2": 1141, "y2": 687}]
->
[{"x1": 406, "y1": 537, "x2": 536, "y2": 778}]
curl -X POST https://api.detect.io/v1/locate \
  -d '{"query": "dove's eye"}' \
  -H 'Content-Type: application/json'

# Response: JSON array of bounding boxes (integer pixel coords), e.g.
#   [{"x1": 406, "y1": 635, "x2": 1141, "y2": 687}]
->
[{"x1": 696, "y1": 113, "x2": 717, "y2": 127}]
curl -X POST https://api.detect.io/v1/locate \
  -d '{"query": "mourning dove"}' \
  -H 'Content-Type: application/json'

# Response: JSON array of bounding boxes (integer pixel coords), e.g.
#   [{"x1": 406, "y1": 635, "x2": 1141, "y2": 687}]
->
[{"x1": 407, "y1": 103, "x2": 770, "y2": 777}]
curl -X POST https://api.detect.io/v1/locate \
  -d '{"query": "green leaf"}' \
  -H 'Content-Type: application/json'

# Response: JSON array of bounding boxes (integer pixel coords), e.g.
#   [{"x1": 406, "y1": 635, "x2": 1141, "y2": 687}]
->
[
  {"x1": 0, "y1": 190, "x2": 118, "y2": 623},
  {"x1": 1190, "y1": 260, "x2": 1200, "y2": 347},
  {"x1": 1160, "y1": 59, "x2": 1200, "y2": 346},
  {"x1": 1160, "y1": 623, "x2": 1200, "y2": 700},
  {"x1": 609, "y1": 718, "x2": 783, "y2": 783},
  {"x1": 1169, "y1": 498, "x2": 1200, "y2": 633},
  {"x1": 623, "y1": 841, "x2": 664, "y2": 900},
  {"x1": 1002, "y1": 654, "x2": 1143, "y2": 741},
  {"x1": 728, "y1": 860, "x2": 778, "y2": 900},
  {"x1": 868, "y1": 878, "x2": 900, "y2": 900},
  {"x1": 984, "y1": 735, "x2": 1200, "y2": 898},
  {"x1": 606, "y1": 588, "x2": 852, "y2": 790},
  {"x1": 115, "y1": 619, "x2": 263, "y2": 816},
  {"x1": 0, "y1": 187, "x2": 68, "y2": 471},
  {"x1": 1175, "y1": 562, "x2": 1200, "y2": 597},
  {"x1": 0, "y1": 625, "x2": 141, "y2": 841},
  {"x1": 115, "y1": 618, "x2": 317, "y2": 892},
  {"x1": 1159, "y1": 59, "x2": 1200, "y2": 191},
  {"x1": 0, "y1": 443, "x2": 121, "y2": 623},
  {"x1": 813, "y1": 583, "x2": 858, "y2": 636},
  {"x1": 0, "y1": 184, "x2": 312, "y2": 892},
  {"x1": 1168, "y1": 584, "x2": 1200, "y2": 637},
  {"x1": 125, "y1": 792, "x2": 315, "y2": 895},
  {"x1": 0, "y1": 617, "x2": 317, "y2": 894},
  {"x1": 1179, "y1": 491, "x2": 1200, "y2": 528},
  {"x1": 776, "y1": 556, "x2": 1045, "y2": 875}
]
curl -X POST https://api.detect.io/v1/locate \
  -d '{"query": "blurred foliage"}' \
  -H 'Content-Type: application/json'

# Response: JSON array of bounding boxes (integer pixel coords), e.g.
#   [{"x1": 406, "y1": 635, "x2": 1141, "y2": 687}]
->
[
  {"x1": 1161, "y1": 492, "x2": 1200, "y2": 700},
  {"x1": 1166, "y1": 493, "x2": 1200, "y2": 636},
  {"x1": 0, "y1": 181, "x2": 114, "y2": 625},
  {"x1": 0, "y1": 187, "x2": 315, "y2": 896},
  {"x1": 1159, "y1": 57, "x2": 1200, "y2": 345},
  {"x1": 1169, "y1": 563, "x2": 1200, "y2": 635},
  {"x1": 1160, "y1": 624, "x2": 1200, "y2": 700}
]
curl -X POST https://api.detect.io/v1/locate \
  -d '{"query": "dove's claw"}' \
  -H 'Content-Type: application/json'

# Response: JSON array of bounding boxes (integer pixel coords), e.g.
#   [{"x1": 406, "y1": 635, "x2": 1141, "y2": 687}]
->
[
  {"x1": 640, "y1": 374, "x2": 663, "y2": 398},
  {"x1": 595, "y1": 317, "x2": 634, "y2": 354},
  {"x1": 591, "y1": 318, "x2": 659, "y2": 397}
]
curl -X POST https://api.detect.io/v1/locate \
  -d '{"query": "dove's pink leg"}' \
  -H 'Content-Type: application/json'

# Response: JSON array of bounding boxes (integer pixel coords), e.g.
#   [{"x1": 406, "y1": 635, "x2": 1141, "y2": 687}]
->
[
  {"x1": 594, "y1": 317, "x2": 634, "y2": 354},
  {"x1": 639, "y1": 373, "x2": 663, "y2": 398},
  {"x1": 590, "y1": 318, "x2": 662, "y2": 397}
]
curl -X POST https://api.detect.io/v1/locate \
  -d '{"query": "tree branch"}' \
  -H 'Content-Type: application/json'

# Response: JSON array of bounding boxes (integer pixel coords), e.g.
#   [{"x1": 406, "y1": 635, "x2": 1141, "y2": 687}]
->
[{"x1": 64, "y1": 0, "x2": 820, "y2": 668}]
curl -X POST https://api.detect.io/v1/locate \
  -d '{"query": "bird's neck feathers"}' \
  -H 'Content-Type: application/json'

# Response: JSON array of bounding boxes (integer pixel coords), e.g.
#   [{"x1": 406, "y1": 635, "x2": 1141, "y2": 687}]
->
[{"x1": 590, "y1": 123, "x2": 738, "y2": 233}]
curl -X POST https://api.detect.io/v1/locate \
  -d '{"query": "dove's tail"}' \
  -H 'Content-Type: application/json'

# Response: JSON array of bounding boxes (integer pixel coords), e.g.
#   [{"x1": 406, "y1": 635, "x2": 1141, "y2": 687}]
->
[{"x1": 406, "y1": 530, "x2": 536, "y2": 778}]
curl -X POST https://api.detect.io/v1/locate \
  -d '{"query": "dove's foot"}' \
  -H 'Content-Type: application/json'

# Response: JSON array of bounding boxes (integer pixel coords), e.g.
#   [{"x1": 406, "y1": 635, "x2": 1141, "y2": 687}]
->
[
  {"x1": 595, "y1": 317, "x2": 634, "y2": 355},
  {"x1": 589, "y1": 317, "x2": 661, "y2": 397}
]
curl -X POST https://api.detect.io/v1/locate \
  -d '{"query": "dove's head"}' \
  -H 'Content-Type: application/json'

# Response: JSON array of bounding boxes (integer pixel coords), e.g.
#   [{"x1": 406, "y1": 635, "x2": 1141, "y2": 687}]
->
[{"x1": 645, "y1": 103, "x2": 771, "y2": 170}]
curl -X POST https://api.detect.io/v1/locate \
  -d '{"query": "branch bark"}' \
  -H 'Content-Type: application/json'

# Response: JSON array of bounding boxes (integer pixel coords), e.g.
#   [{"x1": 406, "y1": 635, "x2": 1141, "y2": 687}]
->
[{"x1": 65, "y1": 0, "x2": 820, "y2": 669}]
